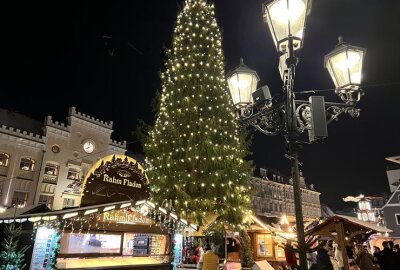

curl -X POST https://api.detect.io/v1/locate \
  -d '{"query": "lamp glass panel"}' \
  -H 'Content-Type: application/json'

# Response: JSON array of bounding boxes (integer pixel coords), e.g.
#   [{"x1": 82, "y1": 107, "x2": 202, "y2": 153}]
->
[
  {"x1": 227, "y1": 73, "x2": 255, "y2": 105},
  {"x1": 328, "y1": 49, "x2": 364, "y2": 88},
  {"x1": 328, "y1": 51, "x2": 351, "y2": 88},
  {"x1": 267, "y1": 0, "x2": 306, "y2": 51},
  {"x1": 279, "y1": 53, "x2": 289, "y2": 80},
  {"x1": 348, "y1": 49, "x2": 364, "y2": 85}
]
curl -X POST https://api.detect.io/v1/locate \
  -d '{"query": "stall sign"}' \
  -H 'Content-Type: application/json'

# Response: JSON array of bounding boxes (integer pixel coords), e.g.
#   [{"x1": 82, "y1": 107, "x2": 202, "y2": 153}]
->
[
  {"x1": 99, "y1": 209, "x2": 153, "y2": 225},
  {"x1": 30, "y1": 227, "x2": 57, "y2": 270},
  {"x1": 81, "y1": 155, "x2": 150, "y2": 206}
]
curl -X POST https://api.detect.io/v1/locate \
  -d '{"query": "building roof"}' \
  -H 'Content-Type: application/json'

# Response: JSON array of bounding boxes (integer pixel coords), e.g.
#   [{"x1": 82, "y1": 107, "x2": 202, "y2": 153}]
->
[
  {"x1": 0, "y1": 108, "x2": 43, "y2": 135},
  {"x1": 320, "y1": 204, "x2": 335, "y2": 218},
  {"x1": 382, "y1": 183, "x2": 400, "y2": 207},
  {"x1": 387, "y1": 156, "x2": 400, "y2": 165}
]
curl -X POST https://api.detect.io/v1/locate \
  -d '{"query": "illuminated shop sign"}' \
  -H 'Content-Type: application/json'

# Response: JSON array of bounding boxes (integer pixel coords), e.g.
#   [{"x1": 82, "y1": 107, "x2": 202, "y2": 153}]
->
[
  {"x1": 81, "y1": 155, "x2": 150, "y2": 206},
  {"x1": 100, "y1": 209, "x2": 153, "y2": 225}
]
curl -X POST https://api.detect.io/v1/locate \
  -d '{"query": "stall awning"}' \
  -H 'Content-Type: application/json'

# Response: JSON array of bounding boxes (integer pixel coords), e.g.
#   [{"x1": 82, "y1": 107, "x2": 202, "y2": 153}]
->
[{"x1": 0, "y1": 200, "x2": 198, "y2": 231}]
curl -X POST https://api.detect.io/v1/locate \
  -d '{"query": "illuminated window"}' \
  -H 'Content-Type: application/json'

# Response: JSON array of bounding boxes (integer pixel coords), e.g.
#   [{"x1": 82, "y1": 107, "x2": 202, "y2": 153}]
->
[
  {"x1": 0, "y1": 152, "x2": 10, "y2": 167},
  {"x1": 20, "y1": 158, "x2": 35, "y2": 171},
  {"x1": 361, "y1": 213, "x2": 368, "y2": 221},
  {"x1": 365, "y1": 201, "x2": 371, "y2": 210},
  {"x1": 359, "y1": 200, "x2": 371, "y2": 211},
  {"x1": 63, "y1": 198, "x2": 75, "y2": 208},
  {"x1": 44, "y1": 163, "x2": 58, "y2": 176},
  {"x1": 256, "y1": 234, "x2": 273, "y2": 257},
  {"x1": 67, "y1": 168, "x2": 80, "y2": 180},
  {"x1": 368, "y1": 213, "x2": 376, "y2": 222},
  {"x1": 395, "y1": 214, "x2": 400, "y2": 225}
]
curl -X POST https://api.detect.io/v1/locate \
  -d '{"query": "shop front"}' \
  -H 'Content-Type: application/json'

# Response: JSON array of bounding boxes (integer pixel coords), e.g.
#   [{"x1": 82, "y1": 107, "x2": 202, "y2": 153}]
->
[
  {"x1": 247, "y1": 215, "x2": 296, "y2": 269},
  {"x1": 0, "y1": 200, "x2": 197, "y2": 270},
  {"x1": 0, "y1": 155, "x2": 198, "y2": 270}
]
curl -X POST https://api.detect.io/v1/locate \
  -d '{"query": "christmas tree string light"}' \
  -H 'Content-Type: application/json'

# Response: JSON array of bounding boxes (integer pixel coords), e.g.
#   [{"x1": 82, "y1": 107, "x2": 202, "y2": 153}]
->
[{"x1": 145, "y1": 0, "x2": 253, "y2": 226}]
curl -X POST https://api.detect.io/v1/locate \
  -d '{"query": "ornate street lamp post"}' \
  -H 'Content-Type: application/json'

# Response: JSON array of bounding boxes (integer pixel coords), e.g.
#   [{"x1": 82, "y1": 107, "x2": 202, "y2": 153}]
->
[{"x1": 227, "y1": 1, "x2": 366, "y2": 269}]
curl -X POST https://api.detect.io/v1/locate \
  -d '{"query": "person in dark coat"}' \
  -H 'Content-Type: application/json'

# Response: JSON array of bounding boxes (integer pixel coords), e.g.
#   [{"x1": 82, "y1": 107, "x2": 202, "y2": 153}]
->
[
  {"x1": 317, "y1": 240, "x2": 333, "y2": 270},
  {"x1": 377, "y1": 241, "x2": 399, "y2": 270},
  {"x1": 372, "y1": 246, "x2": 380, "y2": 266},
  {"x1": 356, "y1": 245, "x2": 374, "y2": 270},
  {"x1": 394, "y1": 244, "x2": 400, "y2": 270}
]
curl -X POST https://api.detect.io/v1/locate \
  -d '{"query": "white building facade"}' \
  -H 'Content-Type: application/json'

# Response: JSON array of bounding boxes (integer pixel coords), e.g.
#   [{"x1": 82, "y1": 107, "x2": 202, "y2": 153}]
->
[
  {"x1": 251, "y1": 168, "x2": 321, "y2": 220},
  {"x1": 0, "y1": 107, "x2": 126, "y2": 210}
]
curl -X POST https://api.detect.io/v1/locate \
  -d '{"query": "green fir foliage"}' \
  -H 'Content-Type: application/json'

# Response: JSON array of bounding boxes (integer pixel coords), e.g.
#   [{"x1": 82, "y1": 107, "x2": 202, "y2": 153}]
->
[
  {"x1": 239, "y1": 230, "x2": 254, "y2": 267},
  {"x1": 0, "y1": 224, "x2": 29, "y2": 270},
  {"x1": 145, "y1": 0, "x2": 253, "y2": 226}
]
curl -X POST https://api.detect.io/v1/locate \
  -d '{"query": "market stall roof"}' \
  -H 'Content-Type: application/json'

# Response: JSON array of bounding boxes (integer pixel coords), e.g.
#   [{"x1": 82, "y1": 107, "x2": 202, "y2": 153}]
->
[
  {"x1": 309, "y1": 215, "x2": 392, "y2": 236},
  {"x1": 0, "y1": 200, "x2": 198, "y2": 231},
  {"x1": 248, "y1": 214, "x2": 297, "y2": 241},
  {"x1": 0, "y1": 203, "x2": 49, "y2": 219},
  {"x1": 248, "y1": 215, "x2": 278, "y2": 232}
]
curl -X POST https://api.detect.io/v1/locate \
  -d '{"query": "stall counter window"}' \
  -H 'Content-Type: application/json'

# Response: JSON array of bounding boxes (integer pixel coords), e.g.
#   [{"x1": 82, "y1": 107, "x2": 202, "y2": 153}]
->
[
  {"x1": 56, "y1": 232, "x2": 170, "y2": 269},
  {"x1": 256, "y1": 234, "x2": 273, "y2": 258}
]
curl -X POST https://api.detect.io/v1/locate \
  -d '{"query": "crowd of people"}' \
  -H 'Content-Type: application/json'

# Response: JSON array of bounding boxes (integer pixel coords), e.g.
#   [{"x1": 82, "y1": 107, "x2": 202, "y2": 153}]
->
[{"x1": 285, "y1": 240, "x2": 400, "y2": 270}]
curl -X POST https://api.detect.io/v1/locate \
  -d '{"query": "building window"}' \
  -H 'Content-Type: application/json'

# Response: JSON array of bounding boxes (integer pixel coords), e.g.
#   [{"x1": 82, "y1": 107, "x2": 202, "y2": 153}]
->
[
  {"x1": 358, "y1": 201, "x2": 371, "y2": 211},
  {"x1": 39, "y1": 194, "x2": 54, "y2": 208},
  {"x1": 67, "y1": 168, "x2": 80, "y2": 180},
  {"x1": 395, "y1": 214, "x2": 400, "y2": 225},
  {"x1": 44, "y1": 163, "x2": 58, "y2": 176},
  {"x1": 20, "y1": 158, "x2": 35, "y2": 171},
  {"x1": 63, "y1": 198, "x2": 75, "y2": 208},
  {"x1": 0, "y1": 152, "x2": 10, "y2": 167},
  {"x1": 12, "y1": 191, "x2": 28, "y2": 207}
]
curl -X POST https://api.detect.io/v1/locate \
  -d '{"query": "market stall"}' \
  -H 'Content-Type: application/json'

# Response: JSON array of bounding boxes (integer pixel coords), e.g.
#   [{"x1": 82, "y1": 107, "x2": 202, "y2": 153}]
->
[
  {"x1": 247, "y1": 215, "x2": 296, "y2": 269},
  {"x1": 309, "y1": 215, "x2": 392, "y2": 270},
  {"x1": 0, "y1": 200, "x2": 197, "y2": 270},
  {"x1": 0, "y1": 155, "x2": 198, "y2": 270}
]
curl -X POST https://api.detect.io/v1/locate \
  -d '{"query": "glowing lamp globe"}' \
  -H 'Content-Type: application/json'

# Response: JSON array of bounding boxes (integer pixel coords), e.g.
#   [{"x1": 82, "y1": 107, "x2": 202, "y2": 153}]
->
[
  {"x1": 325, "y1": 37, "x2": 366, "y2": 90},
  {"x1": 227, "y1": 58, "x2": 260, "y2": 107},
  {"x1": 263, "y1": 0, "x2": 312, "y2": 53}
]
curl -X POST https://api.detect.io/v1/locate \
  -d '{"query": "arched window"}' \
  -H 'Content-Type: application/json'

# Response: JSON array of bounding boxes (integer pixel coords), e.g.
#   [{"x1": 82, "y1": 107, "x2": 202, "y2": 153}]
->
[
  {"x1": 0, "y1": 152, "x2": 10, "y2": 166},
  {"x1": 44, "y1": 162, "x2": 59, "y2": 176},
  {"x1": 20, "y1": 158, "x2": 35, "y2": 171}
]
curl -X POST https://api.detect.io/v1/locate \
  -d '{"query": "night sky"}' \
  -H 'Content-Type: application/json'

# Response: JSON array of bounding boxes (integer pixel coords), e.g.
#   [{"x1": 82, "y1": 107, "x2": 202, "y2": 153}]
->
[{"x1": 0, "y1": 0, "x2": 399, "y2": 209}]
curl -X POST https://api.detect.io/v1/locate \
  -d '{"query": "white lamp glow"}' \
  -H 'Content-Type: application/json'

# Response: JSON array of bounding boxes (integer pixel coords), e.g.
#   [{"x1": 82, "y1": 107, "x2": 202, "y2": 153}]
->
[
  {"x1": 325, "y1": 37, "x2": 366, "y2": 90},
  {"x1": 263, "y1": 0, "x2": 312, "y2": 52},
  {"x1": 226, "y1": 58, "x2": 259, "y2": 107}
]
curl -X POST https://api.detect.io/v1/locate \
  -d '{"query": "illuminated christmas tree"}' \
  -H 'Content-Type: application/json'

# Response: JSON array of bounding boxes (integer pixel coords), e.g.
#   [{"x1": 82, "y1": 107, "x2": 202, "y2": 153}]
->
[{"x1": 145, "y1": 0, "x2": 252, "y2": 226}]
